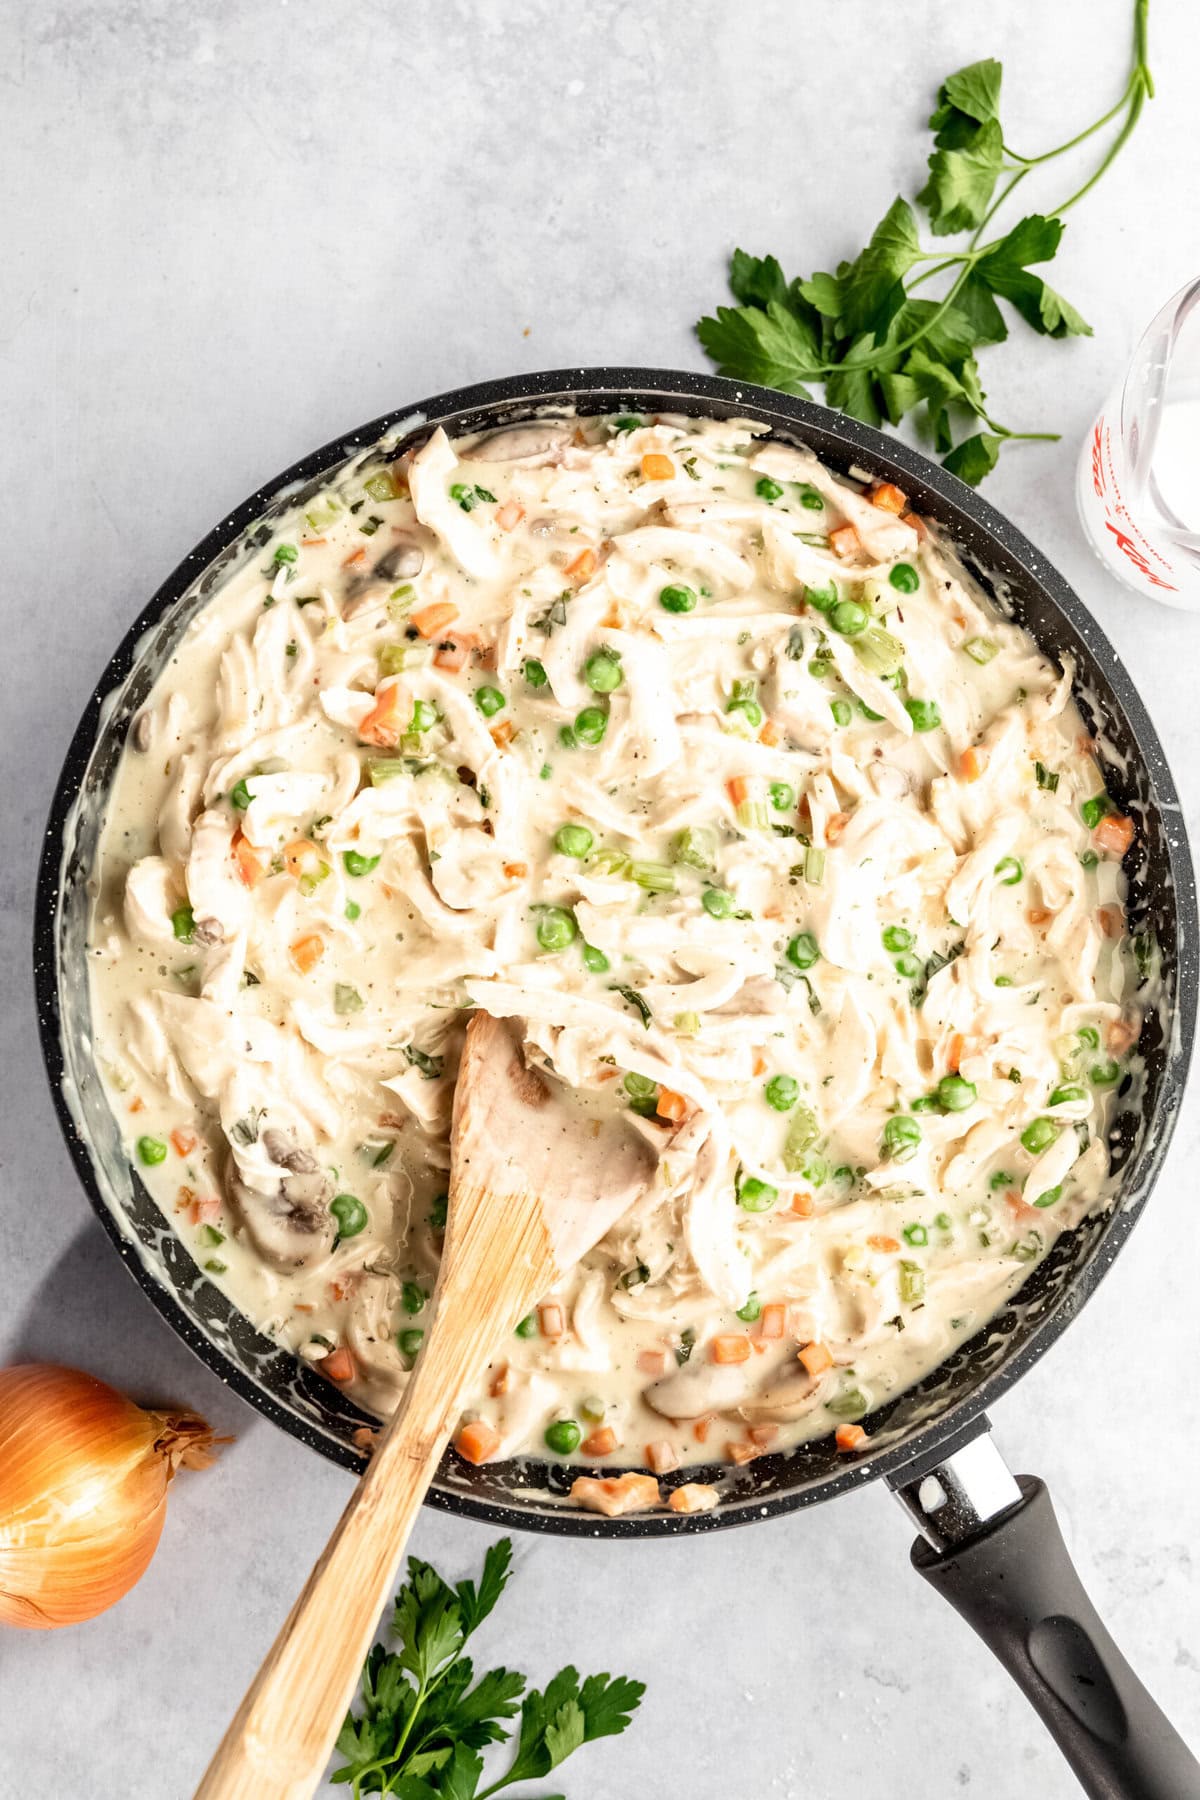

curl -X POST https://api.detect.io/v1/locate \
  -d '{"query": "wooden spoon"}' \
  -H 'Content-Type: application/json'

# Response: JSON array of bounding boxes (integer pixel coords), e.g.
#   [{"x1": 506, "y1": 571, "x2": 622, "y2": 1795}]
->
[{"x1": 194, "y1": 1011, "x2": 656, "y2": 1800}]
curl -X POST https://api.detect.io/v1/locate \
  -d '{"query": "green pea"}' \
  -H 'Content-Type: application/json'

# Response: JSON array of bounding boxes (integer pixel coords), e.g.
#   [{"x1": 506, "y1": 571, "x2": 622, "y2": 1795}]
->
[
  {"x1": 343, "y1": 850, "x2": 381, "y2": 877},
  {"x1": 659, "y1": 583, "x2": 698, "y2": 613},
  {"x1": 535, "y1": 906, "x2": 577, "y2": 952},
  {"x1": 755, "y1": 476, "x2": 784, "y2": 503},
  {"x1": 345, "y1": 900, "x2": 362, "y2": 921},
  {"x1": 893, "y1": 952, "x2": 922, "y2": 979},
  {"x1": 1081, "y1": 793, "x2": 1111, "y2": 829},
  {"x1": 769, "y1": 782, "x2": 795, "y2": 811},
  {"x1": 882, "y1": 1115, "x2": 921, "y2": 1161},
  {"x1": 831, "y1": 599, "x2": 869, "y2": 637},
  {"x1": 524, "y1": 657, "x2": 549, "y2": 687},
  {"x1": 830, "y1": 699, "x2": 852, "y2": 726},
  {"x1": 736, "y1": 1292, "x2": 762, "y2": 1322},
  {"x1": 889, "y1": 562, "x2": 920, "y2": 594},
  {"x1": 738, "y1": 1176, "x2": 778, "y2": 1212},
  {"x1": 623, "y1": 1071, "x2": 658, "y2": 1100},
  {"x1": 1033, "y1": 1185, "x2": 1063, "y2": 1209},
  {"x1": 474, "y1": 685, "x2": 506, "y2": 717},
  {"x1": 574, "y1": 705, "x2": 608, "y2": 745},
  {"x1": 858, "y1": 700, "x2": 886, "y2": 722},
  {"x1": 910, "y1": 1095, "x2": 940, "y2": 1114},
  {"x1": 798, "y1": 484, "x2": 824, "y2": 511},
  {"x1": 882, "y1": 925, "x2": 913, "y2": 952},
  {"x1": 1077, "y1": 1025, "x2": 1101, "y2": 1049},
  {"x1": 787, "y1": 931, "x2": 820, "y2": 970},
  {"x1": 554, "y1": 823, "x2": 594, "y2": 859},
  {"x1": 331, "y1": 1192, "x2": 368, "y2": 1239},
  {"x1": 401, "y1": 1282, "x2": 427, "y2": 1315},
  {"x1": 545, "y1": 1418, "x2": 582, "y2": 1455},
  {"x1": 702, "y1": 887, "x2": 734, "y2": 919},
  {"x1": 1021, "y1": 1118, "x2": 1060, "y2": 1155},
  {"x1": 171, "y1": 906, "x2": 196, "y2": 944},
  {"x1": 229, "y1": 778, "x2": 252, "y2": 812},
  {"x1": 136, "y1": 1135, "x2": 168, "y2": 1167},
  {"x1": 584, "y1": 650, "x2": 623, "y2": 693},
  {"x1": 994, "y1": 857, "x2": 1023, "y2": 885},
  {"x1": 1090, "y1": 1060, "x2": 1121, "y2": 1087},
  {"x1": 805, "y1": 581, "x2": 838, "y2": 614},
  {"x1": 1048, "y1": 1083, "x2": 1087, "y2": 1106},
  {"x1": 397, "y1": 1328, "x2": 424, "y2": 1358},
  {"x1": 764, "y1": 1074, "x2": 799, "y2": 1112},
  {"x1": 582, "y1": 943, "x2": 610, "y2": 972},
  {"x1": 903, "y1": 1222, "x2": 928, "y2": 1246},
  {"x1": 937, "y1": 1074, "x2": 977, "y2": 1112},
  {"x1": 558, "y1": 725, "x2": 578, "y2": 749},
  {"x1": 905, "y1": 698, "x2": 942, "y2": 732},
  {"x1": 515, "y1": 1312, "x2": 539, "y2": 1338}
]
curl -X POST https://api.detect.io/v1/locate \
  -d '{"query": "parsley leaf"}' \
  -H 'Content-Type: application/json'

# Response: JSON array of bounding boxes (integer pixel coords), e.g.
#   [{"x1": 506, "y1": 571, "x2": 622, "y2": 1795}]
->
[
  {"x1": 695, "y1": 7, "x2": 1150, "y2": 481},
  {"x1": 332, "y1": 1540, "x2": 644, "y2": 1796}
]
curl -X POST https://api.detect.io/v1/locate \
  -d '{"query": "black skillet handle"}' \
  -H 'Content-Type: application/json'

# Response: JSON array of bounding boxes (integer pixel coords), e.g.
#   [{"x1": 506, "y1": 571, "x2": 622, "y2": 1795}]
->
[{"x1": 891, "y1": 1419, "x2": 1200, "y2": 1800}]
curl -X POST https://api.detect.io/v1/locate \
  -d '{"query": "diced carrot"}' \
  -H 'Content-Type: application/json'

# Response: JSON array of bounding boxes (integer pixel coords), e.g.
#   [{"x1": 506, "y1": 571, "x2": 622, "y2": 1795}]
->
[
  {"x1": 959, "y1": 747, "x2": 984, "y2": 782},
  {"x1": 193, "y1": 1195, "x2": 222, "y2": 1225},
  {"x1": 300, "y1": 536, "x2": 327, "y2": 547},
  {"x1": 645, "y1": 1439, "x2": 680, "y2": 1475},
  {"x1": 726, "y1": 1440, "x2": 758, "y2": 1465},
  {"x1": 1094, "y1": 814, "x2": 1135, "y2": 858},
  {"x1": 290, "y1": 933, "x2": 325, "y2": 975},
  {"x1": 900, "y1": 511, "x2": 926, "y2": 539},
  {"x1": 582, "y1": 1426, "x2": 618, "y2": 1457},
  {"x1": 1027, "y1": 907, "x2": 1052, "y2": 927},
  {"x1": 637, "y1": 1348, "x2": 669, "y2": 1378},
  {"x1": 751, "y1": 1051, "x2": 767, "y2": 1077},
  {"x1": 751, "y1": 1338, "x2": 769, "y2": 1355},
  {"x1": 352, "y1": 1425, "x2": 379, "y2": 1453},
  {"x1": 128, "y1": 1095, "x2": 145, "y2": 1114},
  {"x1": 412, "y1": 601, "x2": 460, "y2": 639},
  {"x1": 791, "y1": 1191, "x2": 814, "y2": 1218},
  {"x1": 489, "y1": 1364, "x2": 510, "y2": 1399},
  {"x1": 1004, "y1": 1190, "x2": 1041, "y2": 1225},
  {"x1": 490, "y1": 719, "x2": 515, "y2": 749},
  {"x1": 433, "y1": 633, "x2": 478, "y2": 673},
  {"x1": 341, "y1": 546, "x2": 367, "y2": 567},
  {"x1": 294, "y1": 1303, "x2": 315, "y2": 1315},
  {"x1": 798, "y1": 1340, "x2": 833, "y2": 1376},
  {"x1": 1108, "y1": 1017, "x2": 1138, "y2": 1055},
  {"x1": 170, "y1": 1127, "x2": 198, "y2": 1157},
  {"x1": 826, "y1": 811, "x2": 850, "y2": 844},
  {"x1": 835, "y1": 1423, "x2": 868, "y2": 1452},
  {"x1": 502, "y1": 861, "x2": 528, "y2": 880},
  {"x1": 947, "y1": 1032, "x2": 965, "y2": 1074},
  {"x1": 726, "y1": 775, "x2": 751, "y2": 807},
  {"x1": 233, "y1": 833, "x2": 266, "y2": 888},
  {"x1": 358, "y1": 681, "x2": 403, "y2": 748},
  {"x1": 656, "y1": 1088, "x2": 689, "y2": 1123},
  {"x1": 320, "y1": 1347, "x2": 355, "y2": 1384},
  {"x1": 495, "y1": 499, "x2": 525, "y2": 532},
  {"x1": 748, "y1": 1424, "x2": 778, "y2": 1448},
  {"x1": 456, "y1": 1420, "x2": 501, "y2": 1465},
  {"x1": 867, "y1": 1234, "x2": 900, "y2": 1253},
  {"x1": 641, "y1": 453, "x2": 675, "y2": 482},
  {"x1": 569, "y1": 1473, "x2": 661, "y2": 1516},
  {"x1": 284, "y1": 837, "x2": 321, "y2": 878},
  {"x1": 565, "y1": 547, "x2": 597, "y2": 581},
  {"x1": 758, "y1": 1303, "x2": 787, "y2": 1340},
  {"x1": 710, "y1": 1334, "x2": 751, "y2": 1365},
  {"x1": 669, "y1": 1482, "x2": 719, "y2": 1514},
  {"x1": 175, "y1": 1185, "x2": 196, "y2": 1213},
  {"x1": 869, "y1": 481, "x2": 907, "y2": 514},
  {"x1": 538, "y1": 1302, "x2": 565, "y2": 1338},
  {"x1": 758, "y1": 719, "x2": 781, "y2": 747},
  {"x1": 1098, "y1": 905, "x2": 1125, "y2": 939},
  {"x1": 829, "y1": 523, "x2": 862, "y2": 559},
  {"x1": 694, "y1": 1416, "x2": 714, "y2": 1444}
]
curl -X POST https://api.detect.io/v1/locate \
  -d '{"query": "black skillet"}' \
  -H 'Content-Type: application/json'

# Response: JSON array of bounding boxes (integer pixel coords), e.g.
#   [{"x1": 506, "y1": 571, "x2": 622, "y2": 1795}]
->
[{"x1": 35, "y1": 370, "x2": 1200, "y2": 1797}]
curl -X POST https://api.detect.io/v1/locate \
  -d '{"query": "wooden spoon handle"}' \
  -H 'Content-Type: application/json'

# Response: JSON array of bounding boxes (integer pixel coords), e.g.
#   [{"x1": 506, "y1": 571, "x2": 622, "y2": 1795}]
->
[{"x1": 192, "y1": 1298, "x2": 498, "y2": 1800}]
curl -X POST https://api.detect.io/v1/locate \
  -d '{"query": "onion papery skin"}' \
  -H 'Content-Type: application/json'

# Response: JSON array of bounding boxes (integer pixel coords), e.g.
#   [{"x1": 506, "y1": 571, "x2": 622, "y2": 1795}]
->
[{"x1": 0, "y1": 1364, "x2": 211, "y2": 1629}]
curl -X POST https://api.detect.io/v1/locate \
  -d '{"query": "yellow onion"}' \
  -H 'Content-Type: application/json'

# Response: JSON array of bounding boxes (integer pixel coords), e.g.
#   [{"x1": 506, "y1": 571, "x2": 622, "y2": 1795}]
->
[{"x1": 0, "y1": 1363, "x2": 223, "y2": 1629}]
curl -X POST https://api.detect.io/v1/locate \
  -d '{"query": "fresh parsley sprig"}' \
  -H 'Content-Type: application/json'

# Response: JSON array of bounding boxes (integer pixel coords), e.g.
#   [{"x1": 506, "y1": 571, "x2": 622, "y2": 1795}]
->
[
  {"x1": 697, "y1": 0, "x2": 1153, "y2": 484},
  {"x1": 332, "y1": 1538, "x2": 645, "y2": 1798}
]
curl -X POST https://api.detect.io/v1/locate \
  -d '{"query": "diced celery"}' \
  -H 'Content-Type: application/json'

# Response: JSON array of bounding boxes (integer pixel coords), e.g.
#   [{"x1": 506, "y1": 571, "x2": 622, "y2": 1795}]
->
[
  {"x1": 805, "y1": 846, "x2": 826, "y2": 884},
  {"x1": 735, "y1": 800, "x2": 769, "y2": 831},
  {"x1": 630, "y1": 861, "x2": 676, "y2": 893},
  {"x1": 854, "y1": 626, "x2": 905, "y2": 679},
  {"x1": 782, "y1": 1104, "x2": 819, "y2": 1171},
  {"x1": 964, "y1": 636, "x2": 998, "y2": 665},
  {"x1": 673, "y1": 1011, "x2": 701, "y2": 1035},
  {"x1": 587, "y1": 846, "x2": 632, "y2": 878},
  {"x1": 367, "y1": 758, "x2": 408, "y2": 785},
  {"x1": 387, "y1": 585, "x2": 415, "y2": 620},
  {"x1": 304, "y1": 494, "x2": 342, "y2": 531},
  {"x1": 364, "y1": 471, "x2": 398, "y2": 503},
  {"x1": 673, "y1": 826, "x2": 717, "y2": 870}
]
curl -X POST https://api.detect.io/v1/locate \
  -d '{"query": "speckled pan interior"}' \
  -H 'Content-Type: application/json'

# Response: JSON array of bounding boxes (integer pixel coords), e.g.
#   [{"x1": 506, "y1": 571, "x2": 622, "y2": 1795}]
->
[{"x1": 34, "y1": 369, "x2": 1197, "y2": 1537}]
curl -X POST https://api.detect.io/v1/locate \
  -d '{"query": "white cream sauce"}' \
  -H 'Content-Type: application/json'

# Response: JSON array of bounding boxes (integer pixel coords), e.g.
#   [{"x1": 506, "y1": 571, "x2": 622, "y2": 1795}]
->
[{"x1": 87, "y1": 412, "x2": 1139, "y2": 1475}]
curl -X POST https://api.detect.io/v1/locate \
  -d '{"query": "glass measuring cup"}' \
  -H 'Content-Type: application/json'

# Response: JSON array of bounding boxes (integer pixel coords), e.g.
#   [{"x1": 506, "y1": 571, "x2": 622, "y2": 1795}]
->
[{"x1": 1077, "y1": 277, "x2": 1200, "y2": 607}]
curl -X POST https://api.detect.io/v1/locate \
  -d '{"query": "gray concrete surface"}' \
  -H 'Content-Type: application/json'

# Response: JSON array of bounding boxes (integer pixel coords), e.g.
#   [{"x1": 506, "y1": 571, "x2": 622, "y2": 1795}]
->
[{"x1": 2, "y1": 2, "x2": 1198, "y2": 1795}]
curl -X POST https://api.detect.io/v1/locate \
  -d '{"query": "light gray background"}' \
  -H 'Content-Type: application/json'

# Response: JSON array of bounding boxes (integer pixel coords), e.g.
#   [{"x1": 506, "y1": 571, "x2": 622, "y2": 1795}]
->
[{"x1": 3, "y1": 3, "x2": 1198, "y2": 1795}]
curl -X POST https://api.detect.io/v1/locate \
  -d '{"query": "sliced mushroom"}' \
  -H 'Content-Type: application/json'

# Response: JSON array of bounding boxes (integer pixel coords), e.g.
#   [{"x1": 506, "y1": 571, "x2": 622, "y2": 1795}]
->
[
  {"x1": 471, "y1": 422, "x2": 573, "y2": 466},
  {"x1": 374, "y1": 537, "x2": 425, "y2": 582},
  {"x1": 191, "y1": 916, "x2": 225, "y2": 947},
  {"x1": 738, "y1": 1369, "x2": 830, "y2": 1426},
  {"x1": 225, "y1": 1149, "x2": 334, "y2": 1271},
  {"x1": 645, "y1": 1353, "x2": 769, "y2": 1421},
  {"x1": 130, "y1": 711, "x2": 153, "y2": 752}
]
